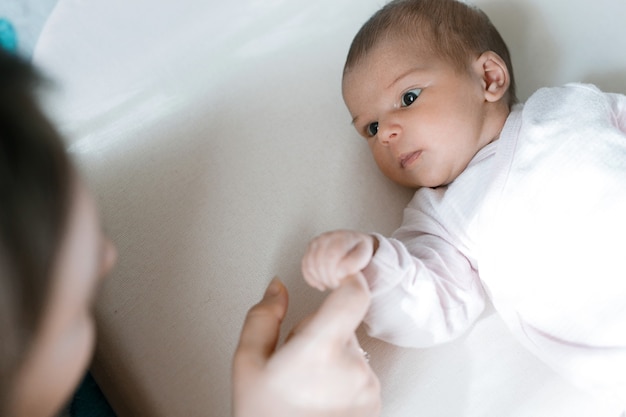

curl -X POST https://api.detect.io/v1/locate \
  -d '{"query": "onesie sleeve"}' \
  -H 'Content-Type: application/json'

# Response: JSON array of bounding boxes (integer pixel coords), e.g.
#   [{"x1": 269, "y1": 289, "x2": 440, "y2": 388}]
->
[
  {"x1": 608, "y1": 91, "x2": 626, "y2": 133},
  {"x1": 361, "y1": 207, "x2": 486, "y2": 348}
]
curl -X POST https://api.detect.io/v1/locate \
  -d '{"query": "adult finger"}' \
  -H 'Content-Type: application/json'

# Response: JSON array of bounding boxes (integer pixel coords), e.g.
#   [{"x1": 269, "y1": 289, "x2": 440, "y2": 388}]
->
[
  {"x1": 334, "y1": 238, "x2": 374, "y2": 285},
  {"x1": 234, "y1": 278, "x2": 288, "y2": 368},
  {"x1": 301, "y1": 273, "x2": 370, "y2": 344}
]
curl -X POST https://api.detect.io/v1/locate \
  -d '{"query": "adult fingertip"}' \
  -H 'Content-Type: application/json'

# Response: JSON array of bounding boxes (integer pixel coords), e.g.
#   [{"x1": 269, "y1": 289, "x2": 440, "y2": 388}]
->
[
  {"x1": 259, "y1": 277, "x2": 288, "y2": 322},
  {"x1": 264, "y1": 276, "x2": 285, "y2": 298},
  {"x1": 303, "y1": 273, "x2": 371, "y2": 341},
  {"x1": 234, "y1": 278, "x2": 289, "y2": 366},
  {"x1": 337, "y1": 273, "x2": 371, "y2": 319},
  {"x1": 354, "y1": 272, "x2": 370, "y2": 294},
  {"x1": 343, "y1": 273, "x2": 371, "y2": 302},
  {"x1": 262, "y1": 277, "x2": 289, "y2": 320}
]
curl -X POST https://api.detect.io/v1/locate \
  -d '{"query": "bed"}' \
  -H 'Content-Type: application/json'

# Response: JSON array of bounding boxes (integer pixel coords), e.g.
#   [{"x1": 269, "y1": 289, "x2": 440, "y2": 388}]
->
[{"x1": 33, "y1": 0, "x2": 626, "y2": 415}]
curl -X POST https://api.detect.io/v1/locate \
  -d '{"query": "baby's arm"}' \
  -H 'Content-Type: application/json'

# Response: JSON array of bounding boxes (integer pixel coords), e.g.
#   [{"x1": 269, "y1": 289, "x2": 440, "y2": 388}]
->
[
  {"x1": 362, "y1": 230, "x2": 486, "y2": 347},
  {"x1": 302, "y1": 230, "x2": 378, "y2": 291}
]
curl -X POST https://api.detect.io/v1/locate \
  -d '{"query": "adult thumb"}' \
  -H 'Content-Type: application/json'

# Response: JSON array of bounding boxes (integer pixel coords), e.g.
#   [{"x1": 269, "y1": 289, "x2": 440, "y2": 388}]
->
[{"x1": 234, "y1": 278, "x2": 289, "y2": 369}]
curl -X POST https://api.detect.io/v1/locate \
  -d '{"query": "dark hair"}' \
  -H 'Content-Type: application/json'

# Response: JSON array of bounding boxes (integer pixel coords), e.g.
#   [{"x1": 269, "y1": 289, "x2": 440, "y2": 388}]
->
[
  {"x1": 0, "y1": 49, "x2": 74, "y2": 412},
  {"x1": 345, "y1": 0, "x2": 517, "y2": 107}
]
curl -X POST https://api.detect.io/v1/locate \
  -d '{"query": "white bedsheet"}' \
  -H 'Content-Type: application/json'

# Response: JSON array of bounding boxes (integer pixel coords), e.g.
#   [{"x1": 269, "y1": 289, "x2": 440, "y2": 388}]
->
[{"x1": 34, "y1": 0, "x2": 626, "y2": 416}]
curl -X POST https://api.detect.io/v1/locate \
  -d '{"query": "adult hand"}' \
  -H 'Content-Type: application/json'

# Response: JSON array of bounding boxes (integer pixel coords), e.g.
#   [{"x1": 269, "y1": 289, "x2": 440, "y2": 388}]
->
[
  {"x1": 232, "y1": 274, "x2": 381, "y2": 417},
  {"x1": 302, "y1": 230, "x2": 377, "y2": 290}
]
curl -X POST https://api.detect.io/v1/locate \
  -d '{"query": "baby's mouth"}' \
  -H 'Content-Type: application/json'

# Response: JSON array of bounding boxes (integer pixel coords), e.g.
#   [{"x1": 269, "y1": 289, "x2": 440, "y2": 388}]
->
[{"x1": 400, "y1": 151, "x2": 422, "y2": 168}]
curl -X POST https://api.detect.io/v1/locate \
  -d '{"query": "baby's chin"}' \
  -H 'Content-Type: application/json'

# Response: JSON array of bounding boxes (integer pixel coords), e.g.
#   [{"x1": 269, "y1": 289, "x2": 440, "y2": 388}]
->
[{"x1": 389, "y1": 174, "x2": 445, "y2": 190}]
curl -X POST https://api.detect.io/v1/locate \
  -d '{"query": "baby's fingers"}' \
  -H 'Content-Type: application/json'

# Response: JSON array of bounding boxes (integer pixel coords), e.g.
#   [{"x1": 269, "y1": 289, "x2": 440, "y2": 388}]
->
[
  {"x1": 302, "y1": 234, "x2": 342, "y2": 289},
  {"x1": 302, "y1": 238, "x2": 339, "y2": 290},
  {"x1": 302, "y1": 231, "x2": 374, "y2": 290}
]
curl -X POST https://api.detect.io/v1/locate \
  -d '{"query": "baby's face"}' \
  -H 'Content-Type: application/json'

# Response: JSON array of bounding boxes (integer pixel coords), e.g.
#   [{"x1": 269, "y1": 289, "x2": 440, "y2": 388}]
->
[{"x1": 342, "y1": 38, "x2": 497, "y2": 188}]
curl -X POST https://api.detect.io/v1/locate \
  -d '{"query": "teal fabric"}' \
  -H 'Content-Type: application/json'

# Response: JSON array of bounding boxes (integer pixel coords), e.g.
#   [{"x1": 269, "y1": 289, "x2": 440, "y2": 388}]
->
[
  {"x1": 0, "y1": 19, "x2": 17, "y2": 52},
  {"x1": 70, "y1": 373, "x2": 117, "y2": 417}
]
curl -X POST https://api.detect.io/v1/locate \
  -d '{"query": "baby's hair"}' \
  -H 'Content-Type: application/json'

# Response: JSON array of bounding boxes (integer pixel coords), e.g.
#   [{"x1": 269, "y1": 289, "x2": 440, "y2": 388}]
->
[{"x1": 345, "y1": 0, "x2": 517, "y2": 107}]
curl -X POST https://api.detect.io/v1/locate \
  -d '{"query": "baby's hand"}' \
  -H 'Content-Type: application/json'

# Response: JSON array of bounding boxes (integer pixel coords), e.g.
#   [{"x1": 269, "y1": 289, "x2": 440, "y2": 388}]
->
[{"x1": 302, "y1": 230, "x2": 376, "y2": 291}]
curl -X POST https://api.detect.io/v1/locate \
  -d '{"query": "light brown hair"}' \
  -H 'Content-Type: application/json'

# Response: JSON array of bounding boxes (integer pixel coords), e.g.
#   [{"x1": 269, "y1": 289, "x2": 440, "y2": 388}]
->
[{"x1": 345, "y1": 0, "x2": 517, "y2": 107}]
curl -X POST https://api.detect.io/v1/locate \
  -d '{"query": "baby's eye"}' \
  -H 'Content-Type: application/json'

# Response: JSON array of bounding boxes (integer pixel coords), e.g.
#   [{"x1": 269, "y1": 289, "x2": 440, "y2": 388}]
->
[
  {"x1": 367, "y1": 122, "x2": 379, "y2": 137},
  {"x1": 401, "y1": 88, "x2": 422, "y2": 107}
]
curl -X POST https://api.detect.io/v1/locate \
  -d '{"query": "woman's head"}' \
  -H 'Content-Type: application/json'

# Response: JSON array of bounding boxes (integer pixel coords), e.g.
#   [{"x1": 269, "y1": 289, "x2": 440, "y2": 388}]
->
[{"x1": 0, "y1": 49, "x2": 117, "y2": 416}]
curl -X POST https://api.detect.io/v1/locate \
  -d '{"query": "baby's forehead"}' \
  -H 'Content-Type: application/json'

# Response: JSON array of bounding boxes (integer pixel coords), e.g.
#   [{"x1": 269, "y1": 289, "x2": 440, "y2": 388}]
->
[{"x1": 344, "y1": 37, "x2": 438, "y2": 79}]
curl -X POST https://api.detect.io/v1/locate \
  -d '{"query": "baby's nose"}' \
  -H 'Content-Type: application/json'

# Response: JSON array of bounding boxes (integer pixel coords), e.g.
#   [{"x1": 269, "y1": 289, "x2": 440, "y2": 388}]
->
[{"x1": 378, "y1": 121, "x2": 401, "y2": 145}]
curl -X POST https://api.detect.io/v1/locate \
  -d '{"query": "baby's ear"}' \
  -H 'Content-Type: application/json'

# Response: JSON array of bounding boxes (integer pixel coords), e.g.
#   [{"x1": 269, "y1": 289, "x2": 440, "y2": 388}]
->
[{"x1": 475, "y1": 51, "x2": 510, "y2": 102}]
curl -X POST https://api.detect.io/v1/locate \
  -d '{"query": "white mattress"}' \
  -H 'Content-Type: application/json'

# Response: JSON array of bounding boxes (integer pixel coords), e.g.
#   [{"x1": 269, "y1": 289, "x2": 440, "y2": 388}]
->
[{"x1": 33, "y1": 0, "x2": 626, "y2": 416}]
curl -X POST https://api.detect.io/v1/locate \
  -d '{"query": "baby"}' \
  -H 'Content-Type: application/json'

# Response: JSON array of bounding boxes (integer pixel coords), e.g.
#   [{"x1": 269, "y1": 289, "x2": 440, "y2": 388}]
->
[{"x1": 302, "y1": 0, "x2": 626, "y2": 411}]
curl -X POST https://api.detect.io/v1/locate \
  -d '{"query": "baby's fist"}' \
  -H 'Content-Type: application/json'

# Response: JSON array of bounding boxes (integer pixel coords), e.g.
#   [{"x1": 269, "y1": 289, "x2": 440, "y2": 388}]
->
[{"x1": 302, "y1": 230, "x2": 376, "y2": 291}]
